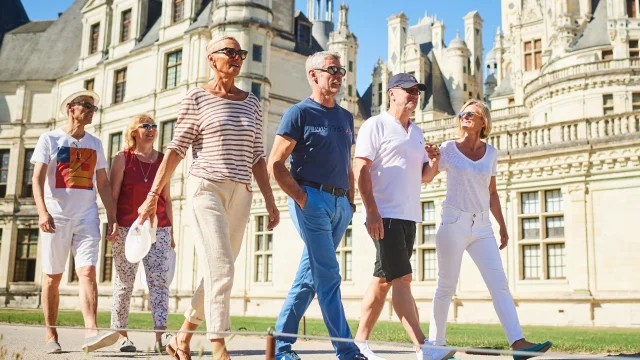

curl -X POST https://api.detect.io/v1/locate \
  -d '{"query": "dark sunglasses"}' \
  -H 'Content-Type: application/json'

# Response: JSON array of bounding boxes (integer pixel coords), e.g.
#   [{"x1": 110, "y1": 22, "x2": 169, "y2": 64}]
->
[
  {"x1": 394, "y1": 87, "x2": 422, "y2": 96},
  {"x1": 458, "y1": 111, "x2": 482, "y2": 119},
  {"x1": 212, "y1": 47, "x2": 248, "y2": 60},
  {"x1": 314, "y1": 66, "x2": 347, "y2": 76},
  {"x1": 69, "y1": 101, "x2": 99, "y2": 112},
  {"x1": 138, "y1": 123, "x2": 158, "y2": 131}
]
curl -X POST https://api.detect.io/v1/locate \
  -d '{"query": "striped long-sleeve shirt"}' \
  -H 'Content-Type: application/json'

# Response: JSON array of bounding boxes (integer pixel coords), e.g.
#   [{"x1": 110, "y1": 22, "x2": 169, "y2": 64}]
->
[{"x1": 167, "y1": 87, "x2": 264, "y2": 187}]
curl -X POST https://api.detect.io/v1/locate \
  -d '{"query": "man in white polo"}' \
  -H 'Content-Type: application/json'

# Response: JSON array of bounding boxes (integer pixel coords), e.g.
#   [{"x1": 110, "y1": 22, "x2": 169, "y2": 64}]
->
[
  {"x1": 352, "y1": 73, "x2": 450, "y2": 360},
  {"x1": 31, "y1": 90, "x2": 119, "y2": 354}
]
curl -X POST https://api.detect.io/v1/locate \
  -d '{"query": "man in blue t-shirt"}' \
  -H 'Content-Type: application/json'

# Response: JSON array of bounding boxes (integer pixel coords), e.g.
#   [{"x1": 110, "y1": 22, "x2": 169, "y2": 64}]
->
[{"x1": 267, "y1": 51, "x2": 365, "y2": 360}]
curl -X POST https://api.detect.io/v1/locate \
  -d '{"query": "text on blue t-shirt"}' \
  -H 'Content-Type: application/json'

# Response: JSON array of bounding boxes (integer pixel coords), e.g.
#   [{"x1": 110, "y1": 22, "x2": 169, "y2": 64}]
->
[{"x1": 276, "y1": 97, "x2": 355, "y2": 190}]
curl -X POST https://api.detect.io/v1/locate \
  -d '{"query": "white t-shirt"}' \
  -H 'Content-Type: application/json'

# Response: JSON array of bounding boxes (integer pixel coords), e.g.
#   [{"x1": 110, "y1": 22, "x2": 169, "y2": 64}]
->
[
  {"x1": 31, "y1": 129, "x2": 108, "y2": 219},
  {"x1": 438, "y1": 140, "x2": 498, "y2": 213},
  {"x1": 354, "y1": 112, "x2": 430, "y2": 223}
]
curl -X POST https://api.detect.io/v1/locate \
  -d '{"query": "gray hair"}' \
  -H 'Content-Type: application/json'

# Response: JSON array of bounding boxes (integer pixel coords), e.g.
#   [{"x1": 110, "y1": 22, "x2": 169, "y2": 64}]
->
[
  {"x1": 206, "y1": 35, "x2": 239, "y2": 54},
  {"x1": 305, "y1": 51, "x2": 341, "y2": 86}
]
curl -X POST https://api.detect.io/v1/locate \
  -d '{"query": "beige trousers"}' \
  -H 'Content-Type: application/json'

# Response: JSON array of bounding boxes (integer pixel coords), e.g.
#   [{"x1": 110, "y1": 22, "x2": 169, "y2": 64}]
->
[{"x1": 183, "y1": 176, "x2": 252, "y2": 339}]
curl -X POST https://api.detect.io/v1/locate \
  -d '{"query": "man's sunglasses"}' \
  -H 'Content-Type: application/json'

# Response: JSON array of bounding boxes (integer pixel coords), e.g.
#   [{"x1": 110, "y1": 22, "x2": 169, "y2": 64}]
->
[
  {"x1": 138, "y1": 123, "x2": 158, "y2": 131},
  {"x1": 393, "y1": 87, "x2": 422, "y2": 96},
  {"x1": 211, "y1": 47, "x2": 248, "y2": 60},
  {"x1": 458, "y1": 111, "x2": 482, "y2": 118},
  {"x1": 314, "y1": 66, "x2": 347, "y2": 76},
  {"x1": 69, "y1": 101, "x2": 99, "y2": 112}
]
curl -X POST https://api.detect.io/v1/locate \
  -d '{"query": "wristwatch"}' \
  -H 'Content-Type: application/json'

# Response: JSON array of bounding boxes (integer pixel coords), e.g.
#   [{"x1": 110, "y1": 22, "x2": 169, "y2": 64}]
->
[{"x1": 350, "y1": 203, "x2": 357, "y2": 212}]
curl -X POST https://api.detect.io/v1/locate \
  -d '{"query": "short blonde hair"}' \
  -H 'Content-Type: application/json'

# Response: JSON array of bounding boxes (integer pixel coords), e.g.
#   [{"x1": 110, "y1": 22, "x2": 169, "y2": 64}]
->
[
  {"x1": 125, "y1": 114, "x2": 155, "y2": 150},
  {"x1": 206, "y1": 35, "x2": 239, "y2": 54},
  {"x1": 457, "y1": 99, "x2": 492, "y2": 139}
]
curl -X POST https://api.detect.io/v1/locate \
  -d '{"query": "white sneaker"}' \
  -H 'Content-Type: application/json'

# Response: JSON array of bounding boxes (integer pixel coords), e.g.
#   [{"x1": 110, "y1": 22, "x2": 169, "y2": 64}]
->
[
  {"x1": 356, "y1": 341, "x2": 388, "y2": 360},
  {"x1": 417, "y1": 340, "x2": 456, "y2": 360}
]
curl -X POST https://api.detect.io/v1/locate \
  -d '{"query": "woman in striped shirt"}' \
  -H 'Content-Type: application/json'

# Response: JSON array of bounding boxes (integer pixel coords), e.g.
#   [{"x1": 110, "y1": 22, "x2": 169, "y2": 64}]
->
[{"x1": 137, "y1": 35, "x2": 280, "y2": 360}]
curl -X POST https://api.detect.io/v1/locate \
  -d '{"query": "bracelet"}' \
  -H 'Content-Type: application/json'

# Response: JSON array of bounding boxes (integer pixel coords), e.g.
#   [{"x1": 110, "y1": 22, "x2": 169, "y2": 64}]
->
[{"x1": 148, "y1": 191, "x2": 160, "y2": 198}]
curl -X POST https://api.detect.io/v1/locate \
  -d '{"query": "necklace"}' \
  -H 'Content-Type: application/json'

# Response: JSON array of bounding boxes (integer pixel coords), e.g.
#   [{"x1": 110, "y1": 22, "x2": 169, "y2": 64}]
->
[{"x1": 135, "y1": 152, "x2": 153, "y2": 182}]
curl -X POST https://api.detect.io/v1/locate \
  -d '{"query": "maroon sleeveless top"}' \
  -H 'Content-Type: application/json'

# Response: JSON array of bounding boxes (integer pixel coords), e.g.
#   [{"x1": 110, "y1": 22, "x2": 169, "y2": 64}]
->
[{"x1": 116, "y1": 149, "x2": 171, "y2": 227}]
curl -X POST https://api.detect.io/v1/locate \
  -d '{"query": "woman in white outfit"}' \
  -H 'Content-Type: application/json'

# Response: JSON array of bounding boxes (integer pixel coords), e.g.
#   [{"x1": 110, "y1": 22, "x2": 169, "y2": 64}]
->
[{"x1": 424, "y1": 99, "x2": 552, "y2": 360}]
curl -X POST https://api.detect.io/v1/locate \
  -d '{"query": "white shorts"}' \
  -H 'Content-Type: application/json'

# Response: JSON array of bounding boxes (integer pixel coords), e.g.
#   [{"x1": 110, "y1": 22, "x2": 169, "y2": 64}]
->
[{"x1": 41, "y1": 217, "x2": 101, "y2": 275}]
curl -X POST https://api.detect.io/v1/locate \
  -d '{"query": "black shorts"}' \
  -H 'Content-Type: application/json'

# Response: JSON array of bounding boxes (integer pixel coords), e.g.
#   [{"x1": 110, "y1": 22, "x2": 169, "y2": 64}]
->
[{"x1": 372, "y1": 218, "x2": 416, "y2": 282}]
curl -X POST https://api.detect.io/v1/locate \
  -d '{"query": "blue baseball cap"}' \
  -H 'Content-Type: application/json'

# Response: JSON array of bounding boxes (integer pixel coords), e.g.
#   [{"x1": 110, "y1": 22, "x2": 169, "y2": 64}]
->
[{"x1": 388, "y1": 73, "x2": 427, "y2": 91}]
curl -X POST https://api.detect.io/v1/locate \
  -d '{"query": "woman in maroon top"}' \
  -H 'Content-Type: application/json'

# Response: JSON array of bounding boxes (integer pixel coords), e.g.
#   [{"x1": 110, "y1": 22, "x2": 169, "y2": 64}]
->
[{"x1": 109, "y1": 114, "x2": 174, "y2": 353}]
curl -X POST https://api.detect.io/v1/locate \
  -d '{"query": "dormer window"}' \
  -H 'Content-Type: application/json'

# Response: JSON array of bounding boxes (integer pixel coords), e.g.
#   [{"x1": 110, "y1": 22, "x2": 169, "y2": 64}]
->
[
  {"x1": 173, "y1": 0, "x2": 184, "y2": 23},
  {"x1": 120, "y1": 9, "x2": 131, "y2": 43},
  {"x1": 297, "y1": 23, "x2": 311, "y2": 48},
  {"x1": 89, "y1": 23, "x2": 100, "y2": 54}
]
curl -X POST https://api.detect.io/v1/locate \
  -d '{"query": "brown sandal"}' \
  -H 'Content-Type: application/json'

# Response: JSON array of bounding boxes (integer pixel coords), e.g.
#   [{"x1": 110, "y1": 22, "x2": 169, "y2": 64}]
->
[{"x1": 166, "y1": 338, "x2": 192, "y2": 360}]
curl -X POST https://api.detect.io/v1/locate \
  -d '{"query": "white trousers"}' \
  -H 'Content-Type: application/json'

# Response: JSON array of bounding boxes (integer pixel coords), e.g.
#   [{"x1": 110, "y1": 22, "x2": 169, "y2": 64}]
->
[
  {"x1": 183, "y1": 176, "x2": 252, "y2": 339},
  {"x1": 429, "y1": 205, "x2": 524, "y2": 346}
]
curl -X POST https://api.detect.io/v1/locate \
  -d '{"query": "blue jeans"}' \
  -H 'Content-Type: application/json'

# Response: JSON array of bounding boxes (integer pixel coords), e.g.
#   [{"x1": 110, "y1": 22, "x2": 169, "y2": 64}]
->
[{"x1": 275, "y1": 186, "x2": 358, "y2": 360}]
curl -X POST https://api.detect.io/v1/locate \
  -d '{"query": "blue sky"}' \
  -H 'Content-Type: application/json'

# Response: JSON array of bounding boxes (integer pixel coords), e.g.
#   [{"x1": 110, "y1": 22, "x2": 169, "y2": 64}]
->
[{"x1": 23, "y1": 0, "x2": 501, "y2": 94}]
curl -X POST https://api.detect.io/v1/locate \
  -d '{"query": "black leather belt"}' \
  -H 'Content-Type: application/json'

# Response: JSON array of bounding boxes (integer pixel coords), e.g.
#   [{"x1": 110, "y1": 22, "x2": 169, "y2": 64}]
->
[{"x1": 298, "y1": 180, "x2": 348, "y2": 197}]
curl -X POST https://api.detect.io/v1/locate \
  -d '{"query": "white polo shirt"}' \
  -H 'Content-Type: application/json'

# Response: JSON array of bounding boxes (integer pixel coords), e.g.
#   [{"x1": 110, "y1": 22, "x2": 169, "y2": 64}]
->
[{"x1": 354, "y1": 112, "x2": 430, "y2": 223}]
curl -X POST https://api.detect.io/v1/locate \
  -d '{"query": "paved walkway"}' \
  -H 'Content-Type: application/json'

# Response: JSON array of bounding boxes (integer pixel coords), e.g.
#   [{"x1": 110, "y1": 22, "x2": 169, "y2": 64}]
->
[{"x1": 0, "y1": 324, "x2": 625, "y2": 360}]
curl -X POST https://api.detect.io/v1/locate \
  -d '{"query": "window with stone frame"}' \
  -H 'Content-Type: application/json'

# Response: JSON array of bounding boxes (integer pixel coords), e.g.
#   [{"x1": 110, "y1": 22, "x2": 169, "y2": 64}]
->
[
  {"x1": 13, "y1": 229, "x2": 39, "y2": 282},
  {"x1": 0, "y1": 149, "x2": 10, "y2": 198},
  {"x1": 101, "y1": 223, "x2": 114, "y2": 283},
  {"x1": 120, "y1": 9, "x2": 132, "y2": 43},
  {"x1": 251, "y1": 82, "x2": 262, "y2": 101},
  {"x1": 161, "y1": 119, "x2": 176, "y2": 152},
  {"x1": 336, "y1": 221, "x2": 353, "y2": 281},
  {"x1": 253, "y1": 44, "x2": 263, "y2": 62},
  {"x1": 172, "y1": 0, "x2": 184, "y2": 23},
  {"x1": 603, "y1": 94, "x2": 614, "y2": 115},
  {"x1": 630, "y1": 40, "x2": 640, "y2": 58},
  {"x1": 349, "y1": 61, "x2": 353, "y2": 72},
  {"x1": 165, "y1": 49, "x2": 182, "y2": 89},
  {"x1": 519, "y1": 189, "x2": 566, "y2": 280},
  {"x1": 89, "y1": 23, "x2": 100, "y2": 54},
  {"x1": 524, "y1": 39, "x2": 542, "y2": 71},
  {"x1": 84, "y1": 78, "x2": 95, "y2": 91},
  {"x1": 377, "y1": 83, "x2": 382, "y2": 106},
  {"x1": 627, "y1": 0, "x2": 638, "y2": 17},
  {"x1": 296, "y1": 22, "x2": 311, "y2": 47},
  {"x1": 414, "y1": 201, "x2": 437, "y2": 281},
  {"x1": 601, "y1": 49, "x2": 613, "y2": 60},
  {"x1": 108, "y1": 132, "x2": 122, "y2": 167},
  {"x1": 113, "y1": 68, "x2": 127, "y2": 104},
  {"x1": 21, "y1": 149, "x2": 34, "y2": 198},
  {"x1": 254, "y1": 215, "x2": 273, "y2": 282},
  {"x1": 348, "y1": 85, "x2": 353, "y2": 97},
  {"x1": 632, "y1": 93, "x2": 640, "y2": 111}
]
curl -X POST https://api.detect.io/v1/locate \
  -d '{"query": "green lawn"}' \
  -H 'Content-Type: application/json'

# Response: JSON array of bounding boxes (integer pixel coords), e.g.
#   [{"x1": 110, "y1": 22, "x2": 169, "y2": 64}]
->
[{"x1": 0, "y1": 309, "x2": 638, "y2": 354}]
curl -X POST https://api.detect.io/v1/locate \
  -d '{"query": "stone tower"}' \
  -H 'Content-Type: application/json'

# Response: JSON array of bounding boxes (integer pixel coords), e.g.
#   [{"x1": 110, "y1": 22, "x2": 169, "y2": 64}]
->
[
  {"x1": 328, "y1": 3, "x2": 358, "y2": 114},
  {"x1": 308, "y1": 0, "x2": 334, "y2": 49},
  {"x1": 387, "y1": 12, "x2": 407, "y2": 75},
  {"x1": 464, "y1": 10, "x2": 483, "y2": 99}
]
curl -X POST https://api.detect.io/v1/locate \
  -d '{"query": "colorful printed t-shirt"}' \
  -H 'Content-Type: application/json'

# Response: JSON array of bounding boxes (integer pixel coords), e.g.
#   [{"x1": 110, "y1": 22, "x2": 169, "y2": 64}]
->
[{"x1": 31, "y1": 128, "x2": 108, "y2": 219}]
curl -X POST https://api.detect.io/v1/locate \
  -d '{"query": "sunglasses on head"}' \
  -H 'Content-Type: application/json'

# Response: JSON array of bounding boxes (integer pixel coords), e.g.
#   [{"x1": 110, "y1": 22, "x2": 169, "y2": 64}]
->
[
  {"x1": 138, "y1": 123, "x2": 158, "y2": 131},
  {"x1": 211, "y1": 47, "x2": 248, "y2": 60},
  {"x1": 394, "y1": 87, "x2": 422, "y2": 96},
  {"x1": 458, "y1": 111, "x2": 482, "y2": 119},
  {"x1": 314, "y1": 66, "x2": 347, "y2": 76},
  {"x1": 69, "y1": 101, "x2": 99, "y2": 112}
]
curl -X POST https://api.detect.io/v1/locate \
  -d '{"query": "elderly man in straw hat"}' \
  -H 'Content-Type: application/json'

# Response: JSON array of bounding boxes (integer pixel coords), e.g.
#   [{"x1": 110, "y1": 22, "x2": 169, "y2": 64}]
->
[{"x1": 31, "y1": 90, "x2": 119, "y2": 354}]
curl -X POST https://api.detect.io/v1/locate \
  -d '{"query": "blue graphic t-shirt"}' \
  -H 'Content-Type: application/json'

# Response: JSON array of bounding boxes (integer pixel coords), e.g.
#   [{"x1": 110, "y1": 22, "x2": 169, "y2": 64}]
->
[{"x1": 276, "y1": 97, "x2": 355, "y2": 190}]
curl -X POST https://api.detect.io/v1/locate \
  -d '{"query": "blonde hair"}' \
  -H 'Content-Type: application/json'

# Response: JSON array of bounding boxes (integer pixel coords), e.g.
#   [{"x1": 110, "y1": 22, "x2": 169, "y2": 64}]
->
[
  {"x1": 457, "y1": 99, "x2": 492, "y2": 139},
  {"x1": 206, "y1": 35, "x2": 239, "y2": 54},
  {"x1": 125, "y1": 114, "x2": 155, "y2": 150}
]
